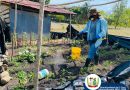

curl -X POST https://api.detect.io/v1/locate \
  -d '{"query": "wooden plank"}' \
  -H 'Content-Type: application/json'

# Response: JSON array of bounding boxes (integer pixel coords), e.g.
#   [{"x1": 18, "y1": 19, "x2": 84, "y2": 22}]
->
[
  {"x1": 1, "y1": 11, "x2": 9, "y2": 16},
  {"x1": 0, "y1": 5, "x2": 9, "y2": 13}
]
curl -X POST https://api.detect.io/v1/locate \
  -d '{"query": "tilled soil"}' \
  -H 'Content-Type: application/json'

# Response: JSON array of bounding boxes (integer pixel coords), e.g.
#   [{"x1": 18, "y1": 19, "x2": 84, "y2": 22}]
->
[{"x1": 1, "y1": 43, "x2": 130, "y2": 90}]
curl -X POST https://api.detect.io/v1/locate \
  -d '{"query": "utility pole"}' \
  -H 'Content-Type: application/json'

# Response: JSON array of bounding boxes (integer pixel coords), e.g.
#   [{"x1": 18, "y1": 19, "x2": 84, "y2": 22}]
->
[{"x1": 35, "y1": 0, "x2": 45, "y2": 90}]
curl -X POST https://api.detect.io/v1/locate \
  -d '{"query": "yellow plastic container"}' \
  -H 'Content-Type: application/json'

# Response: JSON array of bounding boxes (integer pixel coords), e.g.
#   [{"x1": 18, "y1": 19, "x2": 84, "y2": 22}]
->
[{"x1": 71, "y1": 47, "x2": 81, "y2": 60}]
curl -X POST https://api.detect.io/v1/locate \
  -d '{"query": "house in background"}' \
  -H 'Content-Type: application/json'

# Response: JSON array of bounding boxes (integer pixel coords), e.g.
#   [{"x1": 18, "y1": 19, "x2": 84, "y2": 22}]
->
[{"x1": 0, "y1": 0, "x2": 75, "y2": 38}]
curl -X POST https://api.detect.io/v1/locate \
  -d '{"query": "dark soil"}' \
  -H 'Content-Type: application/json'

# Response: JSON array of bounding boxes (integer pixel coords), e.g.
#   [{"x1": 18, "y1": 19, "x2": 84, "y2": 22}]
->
[{"x1": 1, "y1": 43, "x2": 130, "y2": 90}]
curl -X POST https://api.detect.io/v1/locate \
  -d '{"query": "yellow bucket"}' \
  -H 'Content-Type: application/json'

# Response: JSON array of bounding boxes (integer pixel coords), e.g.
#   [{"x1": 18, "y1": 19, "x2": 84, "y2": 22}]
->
[{"x1": 71, "y1": 47, "x2": 81, "y2": 60}]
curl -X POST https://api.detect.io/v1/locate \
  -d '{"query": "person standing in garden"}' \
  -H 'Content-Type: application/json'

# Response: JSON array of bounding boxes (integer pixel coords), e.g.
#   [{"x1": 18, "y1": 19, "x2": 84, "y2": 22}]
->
[
  {"x1": 79, "y1": 8, "x2": 108, "y2": 67},
  {"x1": 0, "y1": 18, "x2": 6, "y2": 55},
  {"x1": 0, "y1": 18, "x2": 11, "y2": 55}
]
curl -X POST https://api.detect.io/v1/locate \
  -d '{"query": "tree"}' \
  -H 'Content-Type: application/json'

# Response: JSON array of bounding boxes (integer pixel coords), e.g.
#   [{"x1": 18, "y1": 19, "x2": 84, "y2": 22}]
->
[
  {"x1": 55, "y1": 15, "x2": 65, "y2": 22},
  {"x1": 112, "y1": 0, "x2": 127, "y2": 29},
  {"x1": 70, "y1": 7, "x2": 81, "y2": 23},
  {"x1": 99, "y1": 10, "x2": 108, "y2": 19},
  {"x1": 107, "y1": 14, "x2": 115, "y2": 26},
  {"x1": 45, "y1": 0, "x2": 51, "y2": 5},
  {"x1": 31, "y1": 0, "x2": 51, "y2": 4},
  {"x1": 120, "y1": 8, "x2": 130, "y2": 27},
  {"x1": 70, "y1": 2, "x2": 90, "y2": 24},
  {"x1": 79, "y1": 3, "x2": 90, "y2": 23}
]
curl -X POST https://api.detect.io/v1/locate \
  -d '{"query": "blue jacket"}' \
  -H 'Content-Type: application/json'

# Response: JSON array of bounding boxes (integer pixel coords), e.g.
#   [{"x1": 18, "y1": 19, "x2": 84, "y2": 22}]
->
[{"x1": 79, "y1": 18, "x2": 108, "y2": 41}]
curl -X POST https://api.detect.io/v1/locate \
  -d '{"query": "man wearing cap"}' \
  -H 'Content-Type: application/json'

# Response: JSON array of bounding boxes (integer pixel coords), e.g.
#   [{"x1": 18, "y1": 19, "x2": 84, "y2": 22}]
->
[{"x1": 79, "y1": 8, "x2": 108, "y2": 67}]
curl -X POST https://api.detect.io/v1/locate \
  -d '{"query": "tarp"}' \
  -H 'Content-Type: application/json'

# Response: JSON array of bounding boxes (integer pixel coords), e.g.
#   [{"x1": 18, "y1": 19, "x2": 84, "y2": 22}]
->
[
  {"x1": 108, "y1": 35, "x2": 130, "y2": 49},
  {"x1": 107, "y1": 61, "x2": 130, "y2": 83}
]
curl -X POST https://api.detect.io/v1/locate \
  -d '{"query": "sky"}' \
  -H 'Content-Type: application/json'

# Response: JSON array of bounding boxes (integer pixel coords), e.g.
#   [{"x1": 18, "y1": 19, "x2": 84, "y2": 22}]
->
[{"x1": 50, "y1": 0, "x2": 130, "y2": 13}]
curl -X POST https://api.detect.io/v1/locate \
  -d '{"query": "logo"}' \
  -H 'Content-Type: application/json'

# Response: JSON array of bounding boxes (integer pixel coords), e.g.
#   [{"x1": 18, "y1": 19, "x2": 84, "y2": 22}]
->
[{"x1": 85, "y1": 74, "x2": 101, "y2": 90}]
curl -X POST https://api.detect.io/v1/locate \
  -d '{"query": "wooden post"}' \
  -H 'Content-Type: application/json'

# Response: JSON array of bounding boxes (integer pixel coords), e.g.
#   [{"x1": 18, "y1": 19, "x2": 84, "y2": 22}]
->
[
  {"x1": 22, "y1": 32, "x2": 23, "y2": 46},
  {"x1": 35, "y1": 0, "x2": 45, "y2": 90},
  {"x1": 11, "y1": 33, "x2": 14, "y2": 57},
  {"x1": 0, "y1": 1, "x2": 1, "y2": 15},
  {"x1": 69, "y1": 14, "x2": 72, "y2": 43},
  {"x1": 11, "y1": 0, "x2": 17, "y2": 56},
  {"x1": 106, "y1": 29, "x2": 109, "y2": 45},
  {"x1": 14, "y1": 0, "x2": 17, "y2": 48},
  {"x1": 30, "y1": 32, "x2": 32, "y2": 46}
]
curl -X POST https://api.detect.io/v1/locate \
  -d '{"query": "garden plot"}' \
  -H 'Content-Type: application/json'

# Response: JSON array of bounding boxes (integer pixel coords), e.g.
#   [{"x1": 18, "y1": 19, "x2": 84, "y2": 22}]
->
[
  {"x1": 39, "y1": 43, "x2": 130, "y2": 89},
  {"x1": 0, "y1": 42, "x2": 130, "y2": 90}
]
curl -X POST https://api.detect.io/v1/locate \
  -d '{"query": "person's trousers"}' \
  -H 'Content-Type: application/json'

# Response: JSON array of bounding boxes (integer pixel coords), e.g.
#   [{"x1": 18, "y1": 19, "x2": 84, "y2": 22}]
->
[
  {"x1": 88, "y1": 42, "x2": 99, "y2": 60},
  {"x1": 0, "y1": 42, "x2": 6, "y2": 54}
]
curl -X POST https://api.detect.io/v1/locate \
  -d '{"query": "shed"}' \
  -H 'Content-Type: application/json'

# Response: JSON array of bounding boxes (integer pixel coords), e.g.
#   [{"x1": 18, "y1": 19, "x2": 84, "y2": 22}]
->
[{"x1": 1, "y1": 0, "x2": 75, "y2": 38}]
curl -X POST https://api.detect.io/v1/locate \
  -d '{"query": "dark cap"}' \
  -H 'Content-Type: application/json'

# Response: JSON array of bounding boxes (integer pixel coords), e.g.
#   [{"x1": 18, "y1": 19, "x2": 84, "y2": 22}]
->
[{"x1": 89, "y1": 8, "x2": 100, "y2": 16}]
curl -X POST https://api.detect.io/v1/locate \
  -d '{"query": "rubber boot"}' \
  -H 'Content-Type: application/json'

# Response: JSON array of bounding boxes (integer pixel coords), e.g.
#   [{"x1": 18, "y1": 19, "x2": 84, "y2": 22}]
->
[
  {"x1": 83, "y1": 58, "x2": 91, "y2": 67},
  {"x1": 94, "y1": 54, "x2": 99, "y2": 65}
]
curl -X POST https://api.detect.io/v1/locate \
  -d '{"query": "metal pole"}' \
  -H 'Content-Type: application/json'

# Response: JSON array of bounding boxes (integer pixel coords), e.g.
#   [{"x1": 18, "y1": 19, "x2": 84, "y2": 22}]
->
[{"x1": 35, "y1": 0, "x2": 45, "y2": 90}]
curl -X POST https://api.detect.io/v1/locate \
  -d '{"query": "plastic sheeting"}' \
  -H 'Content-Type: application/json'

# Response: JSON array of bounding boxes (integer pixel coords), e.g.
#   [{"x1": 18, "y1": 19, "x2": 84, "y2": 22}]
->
[
  {"x1": 108, "y1": 35, "x2": 130, "y2": 49},
  {"x1": 107, "y1": 61, "x2": 130, "y2": 83}
]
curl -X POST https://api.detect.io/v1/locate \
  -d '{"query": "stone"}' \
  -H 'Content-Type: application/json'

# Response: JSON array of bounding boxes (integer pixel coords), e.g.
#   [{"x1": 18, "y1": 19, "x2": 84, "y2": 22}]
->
[{"x1": 0, "y1": 71, "x2": 12, "y2": 85}]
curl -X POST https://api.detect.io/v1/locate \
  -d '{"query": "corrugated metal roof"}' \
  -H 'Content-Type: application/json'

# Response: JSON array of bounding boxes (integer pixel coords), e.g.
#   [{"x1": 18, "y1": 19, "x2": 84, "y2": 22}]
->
[{"x1": 1, "y1": 0, "x2": 76, "y2": 15}]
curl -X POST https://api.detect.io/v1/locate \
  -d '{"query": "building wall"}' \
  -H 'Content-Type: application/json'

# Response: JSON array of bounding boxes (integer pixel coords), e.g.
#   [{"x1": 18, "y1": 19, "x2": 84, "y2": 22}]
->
[
  {"x1": 0, "y1": 5, "x2": 10, "y2": 26},
  {"x1": 10, "y1": 9, "x2": 51, "y2": 38}
]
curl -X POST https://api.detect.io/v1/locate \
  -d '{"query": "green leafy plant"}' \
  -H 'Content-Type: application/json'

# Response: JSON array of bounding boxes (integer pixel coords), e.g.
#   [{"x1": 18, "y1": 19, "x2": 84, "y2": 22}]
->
[
  {"x1": 17, "y1": 71, "x2": 28, "y2": 86},
  {"x1": 10, "y1": 59, "x2": 20, "y2": 67},
  {"x1": 28, "y1": 71, "x2": 35, "y2": 82},
  {"x1": 22, "y1": 32, "x2": 27, "y2": 46},
  {"x1": 80, "y1": 67, "x2": 88, "y2": 75},
  {"x1": 46, "y1": 71, "x2": 55, "y2": 79},
  {"x1": 60, "y1": 69, "x2": 69, "y2": 77},
  {"x1": 71, "y1": 41, "x2": 80, "y2": 47},
  {"x1": 18, "y1": 50, "x2": 35, "y2": 63},
  {"x1": 103, "y1": 61, "x2": 114, "y2": 68},
  {"x1": 13, "y1": 85, "x2": 25, "y2": 90}
]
